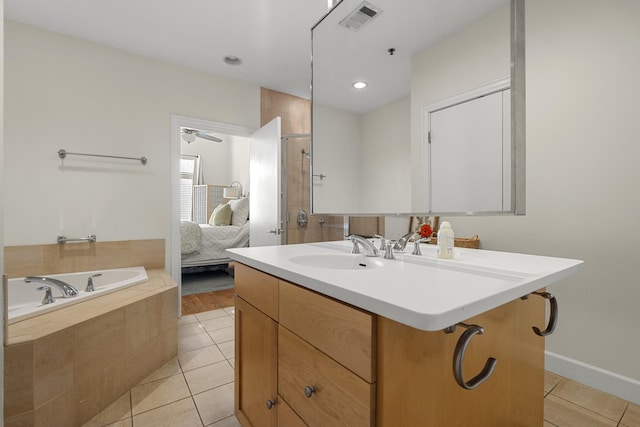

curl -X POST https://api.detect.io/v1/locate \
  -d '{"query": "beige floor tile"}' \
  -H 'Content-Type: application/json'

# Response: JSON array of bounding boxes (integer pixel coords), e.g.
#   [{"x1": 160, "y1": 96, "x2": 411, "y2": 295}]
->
[
  {"x1": 193, "y1": 383, "x2": 235, "y2": 426},
  {"x1": 195, "y1": 309, "x2": 230, "y2": 321},
  {"x1": 209, "y1": 326, "x2": 234, "y2": 344},
  {"x1": 227, "y1": 358, "x2": 235, "y2": 369},
  {"x1": 217, "y1": 340, "x2": 235, "y2": 360},
  {"x1": 178, "y1": 345, "x2": 226, "y2": 372},
  {"x1": 551, "y1": 379, "x2": 627, "y2": 421},
  {"x1": 131, "y1": 373, "x2": 191, "y2": 415},
  {"x1": 179, "y1": 332, "x2": 215, "y2": 353},
  {"x1": 178, "y1": 314, "x2": 198, "y2": 325},
  {"x1": 223, "y1": 307, "x2": 235, "y2": 317},
  {"x1": 132, "y1": 397, "x2": 203, "y2": 427},
  {"x1": 544, "y1": 371, "x2": 563, "y2": 394},
  {"x1": 184, "y1": 360, "x2": 234, "y2": 395},
  {"x1": 81, "y1": 391, "x2": 131, "y2": 427},
  {"x1": 622, "y1": 403, "x2": 640, "y2": 427},
  {"x1": 201, "y1": 316, "x2": 234, "y2": 332},
  {"x1": 209, "y1": 415, "x2": 241, "y2": 427},
  {"x1": 544, "y1": 394, "x2": 617, "y2": 427},
  {"x1": 178, "y1": 322, "x2": 207, "y2": 338},
  {"x1": 138, "y1": 358, "x2": 182, "y2": 385},
  {"x1": 104, "y1": 419, "x2": 132, "y2": 427},
  {"x1": 543, "y1": 421, "x2": 558, "y2": 427}
]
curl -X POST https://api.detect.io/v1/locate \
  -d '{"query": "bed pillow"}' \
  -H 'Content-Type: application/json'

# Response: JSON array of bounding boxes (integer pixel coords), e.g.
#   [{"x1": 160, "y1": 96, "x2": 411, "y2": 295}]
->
[
  {"x1": 209, "y1": 203, "x2": 232, "y2": 226},
  {"x1": 229, "y1": 197, "x2": 250, "y2": 226}
]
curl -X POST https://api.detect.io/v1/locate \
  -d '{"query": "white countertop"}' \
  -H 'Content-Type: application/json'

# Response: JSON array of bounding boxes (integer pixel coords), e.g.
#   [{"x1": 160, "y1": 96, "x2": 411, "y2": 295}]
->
[{"x1": 226, "y1": 240, "x2": 583, "y2": 331}]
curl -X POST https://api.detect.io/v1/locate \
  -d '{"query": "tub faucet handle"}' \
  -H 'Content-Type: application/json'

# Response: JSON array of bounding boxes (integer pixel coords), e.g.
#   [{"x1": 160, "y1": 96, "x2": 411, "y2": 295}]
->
[
  {"x1": 86, "y1": 273, "x2": 102, "y2": 292},
  {"x1": 36, "y1": 286, "x2": 56, "y2": 305}
]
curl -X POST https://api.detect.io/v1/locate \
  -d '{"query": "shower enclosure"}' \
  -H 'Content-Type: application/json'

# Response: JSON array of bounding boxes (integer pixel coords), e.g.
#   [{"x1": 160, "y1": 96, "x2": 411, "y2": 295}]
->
[{"x1": 281, "y1": 134, "x2": 345, "y2": 244}]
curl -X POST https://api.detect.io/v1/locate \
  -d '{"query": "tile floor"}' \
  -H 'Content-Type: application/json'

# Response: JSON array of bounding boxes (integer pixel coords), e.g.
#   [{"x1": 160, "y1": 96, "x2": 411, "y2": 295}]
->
[{"x1": 83, "y1": 306, "x2": 640, "y2": 427}]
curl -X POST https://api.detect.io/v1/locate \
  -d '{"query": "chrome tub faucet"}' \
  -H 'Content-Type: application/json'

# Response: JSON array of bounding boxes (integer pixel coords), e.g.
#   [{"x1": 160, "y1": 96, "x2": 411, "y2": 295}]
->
[{"x1": 24, "y1": 276, "x2": 80, "y2": 298}]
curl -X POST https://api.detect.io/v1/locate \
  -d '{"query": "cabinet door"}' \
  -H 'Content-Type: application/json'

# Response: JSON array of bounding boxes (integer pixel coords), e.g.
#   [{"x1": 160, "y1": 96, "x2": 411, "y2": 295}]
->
[
  {"x1": 279, "y1": 326, "x2": 374, "y2": 427},
  {"x1": 235, "y1": 296, "x2": 278, "y2": 427}
]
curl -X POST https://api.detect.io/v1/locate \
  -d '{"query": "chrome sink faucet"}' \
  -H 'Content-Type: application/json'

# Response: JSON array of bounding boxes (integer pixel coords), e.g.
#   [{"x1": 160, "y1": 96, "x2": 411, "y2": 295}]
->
[
  {"x1": 24, "y1": 276, "x2": 80, "y2": 298},
  {"x1": 349, "y1": 235, "x2": 379, "y2": 257}
]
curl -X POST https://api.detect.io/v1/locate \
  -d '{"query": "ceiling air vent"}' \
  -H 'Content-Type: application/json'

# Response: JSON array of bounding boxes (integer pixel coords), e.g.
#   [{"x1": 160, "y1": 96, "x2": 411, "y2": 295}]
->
[{"x1": 339, "y1": 1, "x2": 382, "y2": 31}]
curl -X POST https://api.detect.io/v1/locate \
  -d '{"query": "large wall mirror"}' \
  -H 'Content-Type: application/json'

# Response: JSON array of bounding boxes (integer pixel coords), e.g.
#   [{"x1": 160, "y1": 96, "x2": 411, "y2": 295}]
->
[{"x1": 311, "y1": 0, "x2": 525, "y2": 216}]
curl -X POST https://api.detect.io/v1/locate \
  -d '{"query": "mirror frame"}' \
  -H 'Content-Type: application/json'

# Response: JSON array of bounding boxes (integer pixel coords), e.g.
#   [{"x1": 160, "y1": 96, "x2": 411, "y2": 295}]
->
[{"x1": 310, "y1": 0, "x2": 525, "y2": 216}]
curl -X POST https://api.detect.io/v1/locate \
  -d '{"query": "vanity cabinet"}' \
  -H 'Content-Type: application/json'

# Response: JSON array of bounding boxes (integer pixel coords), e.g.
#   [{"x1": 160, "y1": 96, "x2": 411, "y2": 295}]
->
[
  {"x1": 234, "y1": 265, "x2": 279, "y2": 427},
  {"x1": 235, "y1": 262, "x2": 545, "y2": 426}
]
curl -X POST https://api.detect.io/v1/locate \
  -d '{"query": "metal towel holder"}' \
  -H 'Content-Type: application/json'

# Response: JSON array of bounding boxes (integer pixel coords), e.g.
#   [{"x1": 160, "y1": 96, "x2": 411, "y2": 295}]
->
[
  {"x1": 521, "y1": 291, "x2": 559, "y2": 336},
  {"x1": 58, "y1": 149, "x2": 148, "y2": 165},
  {"x1": 444, "y1": 322, "x2": 497, "y2": 390},
  {"x1": 57, "y1": 235, "x2": 96, "y2": 244}
]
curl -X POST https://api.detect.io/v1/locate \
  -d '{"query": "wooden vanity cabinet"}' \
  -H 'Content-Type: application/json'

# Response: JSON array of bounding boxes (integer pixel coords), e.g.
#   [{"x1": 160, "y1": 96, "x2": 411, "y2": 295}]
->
[
  {"x1": 235, "y1": 263, "x2": 545, "y2": 427},
  {"x1": 234, "y1": 265, "x2": 279, "y2": 427}
]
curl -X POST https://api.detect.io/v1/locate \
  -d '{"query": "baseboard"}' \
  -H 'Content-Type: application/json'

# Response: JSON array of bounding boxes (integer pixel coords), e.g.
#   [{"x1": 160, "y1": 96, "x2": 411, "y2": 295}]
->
[{"x1": 545, "y1": 351, "x2": 640, "y2": 404}]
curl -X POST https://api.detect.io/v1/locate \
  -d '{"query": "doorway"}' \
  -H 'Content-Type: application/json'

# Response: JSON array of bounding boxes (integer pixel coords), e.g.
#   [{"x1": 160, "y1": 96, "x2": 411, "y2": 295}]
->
[{"x1": 170, "y1": 115, "x2": 255, "y2": 313}]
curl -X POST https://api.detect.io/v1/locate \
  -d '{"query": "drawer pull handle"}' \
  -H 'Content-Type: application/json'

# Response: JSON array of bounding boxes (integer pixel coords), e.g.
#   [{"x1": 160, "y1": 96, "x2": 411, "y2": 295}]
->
[
  {"x1": 266, "y1": 399, "x2": 276, "y2": 409},
  {"x1": 304, "y1": 385, "x2": 316, "y2": 398},
  {"x1": 522, "y1": 291, "x2": 558, "y2": 337},
  {"x1": 445, "y1": 322, "x2": 497, "y2": 390}
]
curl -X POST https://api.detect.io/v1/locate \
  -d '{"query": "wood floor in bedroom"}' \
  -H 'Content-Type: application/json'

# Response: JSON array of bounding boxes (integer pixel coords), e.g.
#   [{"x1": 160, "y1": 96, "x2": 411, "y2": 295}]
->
[{"x1": 181, "y1": 288, "x2": 235, "y2": 315}]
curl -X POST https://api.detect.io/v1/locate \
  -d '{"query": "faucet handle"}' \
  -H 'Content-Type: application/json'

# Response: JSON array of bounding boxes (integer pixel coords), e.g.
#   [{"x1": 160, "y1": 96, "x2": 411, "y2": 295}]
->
[
  {"x1": 349, "y1": 236, "x2": 361, "y2": 254},
  {"x1": 86, "y1": 273, "x2": 102, "y2": 292},
  {"x1": 36, "y1": 286, "x2": 56, "y2": 304},
  {"x1": 374, "y1": 234, "x2": 387, "y2": 251},
  {"x1": 384, "y1": 241, "x2": 397, "y2": 260},
  {"x1": 412, "y1": 240, "x2": 422, "y2": 256}
]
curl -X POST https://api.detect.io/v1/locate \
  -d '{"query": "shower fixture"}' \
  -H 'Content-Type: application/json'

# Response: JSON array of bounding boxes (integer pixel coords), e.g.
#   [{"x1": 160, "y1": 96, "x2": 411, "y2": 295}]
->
[
  {"x1": 181, "y1": 128, "x2": 223, "y2": 143},
  {"x1": 301, "y1": 148, "x2": 311, "y2": 159}
]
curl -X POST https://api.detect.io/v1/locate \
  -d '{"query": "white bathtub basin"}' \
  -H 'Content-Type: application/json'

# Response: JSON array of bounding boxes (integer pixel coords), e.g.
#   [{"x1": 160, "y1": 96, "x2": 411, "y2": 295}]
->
[{"x1": 7, "y1": 266, "x2": 148, "y2": 324}]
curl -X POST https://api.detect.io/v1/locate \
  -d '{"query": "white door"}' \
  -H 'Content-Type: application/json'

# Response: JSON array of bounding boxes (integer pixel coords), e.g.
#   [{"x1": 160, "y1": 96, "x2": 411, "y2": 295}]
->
[
  {"x1": 429, "y1": 89, "x2": 509, "y2": 213},
  {"x1": 249, "y1": 117, "x2": 283, "y2": 247}
]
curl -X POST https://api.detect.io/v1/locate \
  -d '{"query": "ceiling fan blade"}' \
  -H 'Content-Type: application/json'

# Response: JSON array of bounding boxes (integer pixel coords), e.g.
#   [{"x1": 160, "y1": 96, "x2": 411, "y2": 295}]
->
[{"x1": 197, "y1": 133, "x2": 223, "y2": 143}]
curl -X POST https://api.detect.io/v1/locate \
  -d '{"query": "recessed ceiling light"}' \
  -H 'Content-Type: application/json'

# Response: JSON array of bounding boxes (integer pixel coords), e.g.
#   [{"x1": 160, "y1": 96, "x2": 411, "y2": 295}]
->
[
  {"x1": 353, "y1": 81, "x2": 367, "y2": 89},
  {"x1": 223, "y1": 55, "x2": 243, "y2": 66}
]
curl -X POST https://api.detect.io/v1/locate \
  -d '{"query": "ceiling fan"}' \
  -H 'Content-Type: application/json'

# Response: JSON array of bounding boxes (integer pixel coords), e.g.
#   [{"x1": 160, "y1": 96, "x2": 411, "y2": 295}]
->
[{"x1": 181, "y1": 128, "x2": 223, "y2": 143}]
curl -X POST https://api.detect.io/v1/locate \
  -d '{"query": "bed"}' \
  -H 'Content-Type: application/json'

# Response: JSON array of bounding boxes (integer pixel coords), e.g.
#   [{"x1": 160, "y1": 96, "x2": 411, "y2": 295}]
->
[
  {"x1": 180, "y1": 196, "x2": 250, "y2": 268},
  {"x1": 181, "y1": 221, "x2": 250, "y2": 268}
]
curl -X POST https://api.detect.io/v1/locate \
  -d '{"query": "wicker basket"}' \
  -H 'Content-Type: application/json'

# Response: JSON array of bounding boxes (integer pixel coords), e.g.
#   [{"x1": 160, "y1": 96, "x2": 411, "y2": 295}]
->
[{"x1": 428, "y1": 234, "x2": 480, "y2": 249}]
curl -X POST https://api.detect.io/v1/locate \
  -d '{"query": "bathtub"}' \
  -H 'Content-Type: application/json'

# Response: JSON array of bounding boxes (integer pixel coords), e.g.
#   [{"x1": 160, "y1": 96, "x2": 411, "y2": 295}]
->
[{"x1": 7, "y1": 266, "x2": 148, "y2": 324}]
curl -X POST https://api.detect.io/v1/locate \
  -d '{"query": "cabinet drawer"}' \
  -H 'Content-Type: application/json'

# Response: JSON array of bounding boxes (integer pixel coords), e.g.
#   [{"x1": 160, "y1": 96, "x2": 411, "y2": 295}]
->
[
  {"x1": 235, "y1": 264, "x2": 279, "y2": 320},
  {"x1": 279, "y1": 281, "x2": 375, "y2": 382},
  {"x1": 278, "y1": 326, "x2": 374, "y2": 427}
]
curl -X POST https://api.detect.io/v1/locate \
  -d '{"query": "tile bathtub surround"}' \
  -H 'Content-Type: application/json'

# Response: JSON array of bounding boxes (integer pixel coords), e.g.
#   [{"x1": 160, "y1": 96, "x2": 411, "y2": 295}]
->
[
  {"x1": 3, "y1": 238, "x2": 165, "y2": 278},
  {"x1": 81, "y1": 307, "x2": 239, "y2": 427},
  {"x1": 81, "y1": 304, "x2": 640, "y2": 427},
  {"x1": 3, "y1": 269, "x2": 179, "y2": 427}
]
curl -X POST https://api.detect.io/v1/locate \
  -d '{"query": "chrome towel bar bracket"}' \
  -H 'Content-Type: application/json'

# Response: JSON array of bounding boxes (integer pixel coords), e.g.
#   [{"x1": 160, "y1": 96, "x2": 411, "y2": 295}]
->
[
  {"x1": 521, "y1": 291, "x2": 558, "y2": 337},
  {"x1": 444, "y1": 322, "x2": 497, "y2": 390}
]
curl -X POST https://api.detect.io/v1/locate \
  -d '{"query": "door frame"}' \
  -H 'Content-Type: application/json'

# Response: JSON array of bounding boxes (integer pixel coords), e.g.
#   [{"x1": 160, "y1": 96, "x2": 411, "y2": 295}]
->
[{"x1": 170, "y1": 114, "x2": 255, "y2": 311}]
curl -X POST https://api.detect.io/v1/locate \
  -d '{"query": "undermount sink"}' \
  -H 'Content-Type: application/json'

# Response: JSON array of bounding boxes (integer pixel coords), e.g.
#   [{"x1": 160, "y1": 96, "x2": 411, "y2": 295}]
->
[{"x1": 288, "y1": 253, "x2": 383, "y2": 270}]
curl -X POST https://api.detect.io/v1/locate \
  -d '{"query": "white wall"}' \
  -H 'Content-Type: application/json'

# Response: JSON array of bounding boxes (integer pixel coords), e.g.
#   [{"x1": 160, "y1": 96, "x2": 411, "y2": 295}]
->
[
  {"x1": 360, "y1": 96, "x2": 411, "y2": 212},
  {"x1": 448, "y1": 0, "x2": 640, "y2": 402},
  {"x1": 4, "y1": 22, "x2": 260, "y2": 271},
  {"x1": 181, "y1": 134, "x2": 249, "y2": 191},
  {"x1": 312, "y1": 104, "x2": 361, "y2": 213}
]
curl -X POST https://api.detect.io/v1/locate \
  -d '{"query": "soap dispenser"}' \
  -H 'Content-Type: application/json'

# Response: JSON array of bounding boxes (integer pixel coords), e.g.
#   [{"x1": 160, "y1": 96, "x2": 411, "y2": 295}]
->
[{"x1": 437, "y1": 221, "x2": 455, "y2": 259}]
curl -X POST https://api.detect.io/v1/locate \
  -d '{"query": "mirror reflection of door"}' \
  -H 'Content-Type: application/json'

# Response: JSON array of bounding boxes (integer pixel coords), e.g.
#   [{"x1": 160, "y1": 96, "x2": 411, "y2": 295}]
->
[{"x1": 426, "y1": 83, "x2": 511, "y2": 213}]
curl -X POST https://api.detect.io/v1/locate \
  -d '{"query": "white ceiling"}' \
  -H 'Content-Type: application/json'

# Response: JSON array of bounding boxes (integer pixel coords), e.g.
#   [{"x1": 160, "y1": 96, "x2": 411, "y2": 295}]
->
[{"x1": 4, "y1": 0, "x2": 331, "y2": 99}]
